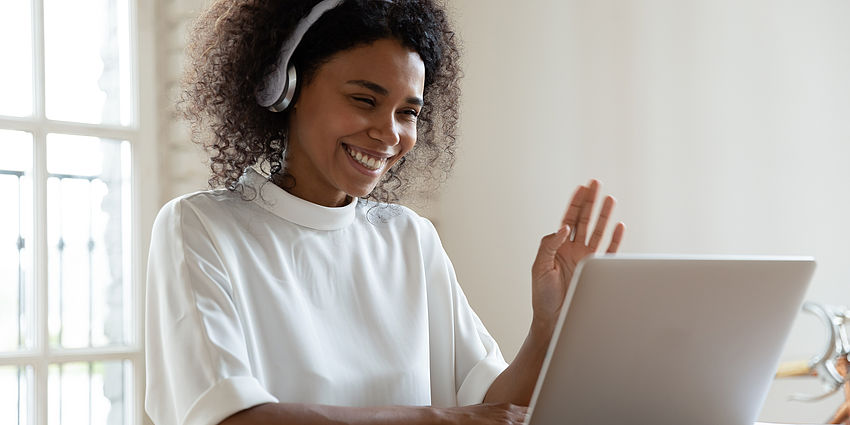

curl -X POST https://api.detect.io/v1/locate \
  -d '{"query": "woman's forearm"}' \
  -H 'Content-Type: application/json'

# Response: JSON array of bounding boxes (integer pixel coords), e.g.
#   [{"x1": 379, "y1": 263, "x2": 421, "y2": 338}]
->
[
  {"x1": 219, "y1": 402, "x2": 439, "y2": 425},
  {"x1": 219, "y1": 401, "x2": 527, "y2": 425},
  {"x1": 483, "y1": 319, "x2": 555, "y2": 406}
]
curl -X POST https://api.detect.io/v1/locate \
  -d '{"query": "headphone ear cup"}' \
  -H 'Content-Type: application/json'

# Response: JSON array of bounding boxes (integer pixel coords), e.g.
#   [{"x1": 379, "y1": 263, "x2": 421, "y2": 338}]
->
[
  {"x1": 268, "y1": 64, "x2": 299, "y2": 112},
  {"x1": 257, "y1": 0, "x2": 344, "y2": 111}
]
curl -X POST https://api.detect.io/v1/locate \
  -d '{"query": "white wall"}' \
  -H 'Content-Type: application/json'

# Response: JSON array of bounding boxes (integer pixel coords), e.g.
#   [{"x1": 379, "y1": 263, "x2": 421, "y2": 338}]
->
[
  {"x1": 155, "y1": 0, "x2": 210, "y2": 205},
  {"x1": 444, "y1": 0, "x2": 850, "y2": 422}
]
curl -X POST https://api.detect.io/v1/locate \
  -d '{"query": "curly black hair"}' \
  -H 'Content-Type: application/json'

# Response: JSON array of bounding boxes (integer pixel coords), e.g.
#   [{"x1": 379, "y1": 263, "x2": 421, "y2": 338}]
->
[{"x1": 180, "y1": 0, "x2": 461, "y2": 203}]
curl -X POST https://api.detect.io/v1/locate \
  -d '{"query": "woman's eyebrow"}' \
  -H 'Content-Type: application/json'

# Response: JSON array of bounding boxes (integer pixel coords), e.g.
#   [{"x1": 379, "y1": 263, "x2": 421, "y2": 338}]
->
[{"x1": 346, "y1": 80, "x2": 424, "y2": 106}]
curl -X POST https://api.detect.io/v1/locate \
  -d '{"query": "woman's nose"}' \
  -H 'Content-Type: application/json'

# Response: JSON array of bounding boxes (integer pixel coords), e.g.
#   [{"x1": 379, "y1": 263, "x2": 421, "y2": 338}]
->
[{"x1": 367, "y1": 113, "x2": 401, "y2": 146}]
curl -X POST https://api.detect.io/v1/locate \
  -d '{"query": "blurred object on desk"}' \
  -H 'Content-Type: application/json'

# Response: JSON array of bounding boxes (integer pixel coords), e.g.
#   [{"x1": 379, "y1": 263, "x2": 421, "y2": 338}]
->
[{"x1": 775, "y1": 302, "x2": 850, "y2": 424}]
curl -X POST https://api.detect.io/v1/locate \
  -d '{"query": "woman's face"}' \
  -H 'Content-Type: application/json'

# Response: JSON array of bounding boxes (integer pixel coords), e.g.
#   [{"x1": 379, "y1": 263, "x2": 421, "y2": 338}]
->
[{"x1": 284, "y1": 38, "x2": 426, "y2": 207}]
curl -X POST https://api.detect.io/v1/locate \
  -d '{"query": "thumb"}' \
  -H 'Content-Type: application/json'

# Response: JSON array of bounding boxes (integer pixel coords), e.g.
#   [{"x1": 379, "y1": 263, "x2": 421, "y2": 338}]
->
[{"x1": 535, "y1": 225, "x2": 569, "y2": 266}]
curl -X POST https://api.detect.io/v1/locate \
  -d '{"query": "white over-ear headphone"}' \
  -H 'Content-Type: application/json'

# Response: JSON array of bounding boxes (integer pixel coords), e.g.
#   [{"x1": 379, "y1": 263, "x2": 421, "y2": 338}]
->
[{"x1": 255, "y1": 0, "x2": 346, "y2": 112}]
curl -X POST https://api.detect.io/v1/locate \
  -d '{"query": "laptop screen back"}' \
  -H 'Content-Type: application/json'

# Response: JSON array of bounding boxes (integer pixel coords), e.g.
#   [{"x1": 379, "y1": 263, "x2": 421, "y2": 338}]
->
[{"x1": 526, "y1": 255, "x2": 815, "y2": 425}]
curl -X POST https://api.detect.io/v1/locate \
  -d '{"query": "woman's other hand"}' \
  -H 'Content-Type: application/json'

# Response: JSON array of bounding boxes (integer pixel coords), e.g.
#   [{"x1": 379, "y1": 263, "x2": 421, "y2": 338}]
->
[
  {"x1": 531, "y1": 180, "x2": 625, "y2": 327},
  {"x1": 219, "y1": 401, "x2": 527, "y2": 425},
  {"x1": 433, "y1": 403, "x2": 528, "y2": 425}
]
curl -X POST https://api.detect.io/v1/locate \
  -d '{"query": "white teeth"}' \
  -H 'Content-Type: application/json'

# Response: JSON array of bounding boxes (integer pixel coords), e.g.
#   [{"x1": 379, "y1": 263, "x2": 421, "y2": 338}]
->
[{"x1": 346, "y1": 145, "x2": 384, "y2": 171}]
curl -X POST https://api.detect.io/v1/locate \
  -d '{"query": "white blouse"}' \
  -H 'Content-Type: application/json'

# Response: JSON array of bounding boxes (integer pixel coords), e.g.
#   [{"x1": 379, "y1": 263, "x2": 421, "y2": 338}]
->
[{"x1": 145, "y1": 169, "x2": 508, "y2": 425}]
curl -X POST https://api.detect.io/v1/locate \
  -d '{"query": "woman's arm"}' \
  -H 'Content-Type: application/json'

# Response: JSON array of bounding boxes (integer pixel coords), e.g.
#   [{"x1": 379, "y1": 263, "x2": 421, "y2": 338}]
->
[
  {"x1": 483, "y1": 320, "x2": 554, "y2": 405},
  {"x1": 485, "y1": 180, "x2": 625, "y2": 405},
  {"x1": 218, "y1": 402, "x2": 528, "y2": 425}
]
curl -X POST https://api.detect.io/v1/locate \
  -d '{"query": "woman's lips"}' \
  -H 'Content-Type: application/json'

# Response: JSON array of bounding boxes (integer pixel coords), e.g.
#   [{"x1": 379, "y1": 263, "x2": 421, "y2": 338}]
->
[{"x1": 343, "y1": 143, "x2": 390, "y2": 171}]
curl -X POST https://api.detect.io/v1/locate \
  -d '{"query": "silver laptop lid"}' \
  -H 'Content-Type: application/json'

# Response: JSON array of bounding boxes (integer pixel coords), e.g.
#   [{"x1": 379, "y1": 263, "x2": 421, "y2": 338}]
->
[{"x1": 526, "y1": 254, "x2": 815, "y2": 425}]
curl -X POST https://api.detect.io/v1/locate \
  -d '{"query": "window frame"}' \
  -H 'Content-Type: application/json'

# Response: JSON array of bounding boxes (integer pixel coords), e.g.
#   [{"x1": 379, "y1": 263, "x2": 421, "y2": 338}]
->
[{"x1": 0, "y1": 0, "x2": 158, "y2": 423}]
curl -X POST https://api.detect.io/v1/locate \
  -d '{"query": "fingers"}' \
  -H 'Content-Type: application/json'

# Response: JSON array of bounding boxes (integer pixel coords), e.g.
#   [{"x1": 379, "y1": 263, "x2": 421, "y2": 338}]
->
[
  {"x1": 511, "y1": 409, "x2": 528, "y2": 424},
  {"x1": 502, "y1": 403, "x2": 529, "y2": 424},
  {"x1": 588, "y1": 196, "x2": 615, "y2": 251},
  {"x1": 560, "y1": 186, "x2": 587, "y2": 239},
  {"x1": 561, "y1": 180, "x2": 625, "y2": 253},
  {"x1": 574, "y1": 180, "x2": 599, "y2": 245},
  {"x1": 606, "y1": 222, "x2": 626, "y2": 253},
  {"x1": 509, "y1": 404, "x2": 528, "y2": 423},
  {"x1": 535, "y1": 225, "x2": 570, "y2": 268}
]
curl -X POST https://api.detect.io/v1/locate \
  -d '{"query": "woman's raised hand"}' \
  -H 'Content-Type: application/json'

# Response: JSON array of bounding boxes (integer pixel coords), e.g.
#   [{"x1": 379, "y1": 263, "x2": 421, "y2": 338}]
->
[{"x1": 530, "y1": 180, "x2": 625, "y2": 326}]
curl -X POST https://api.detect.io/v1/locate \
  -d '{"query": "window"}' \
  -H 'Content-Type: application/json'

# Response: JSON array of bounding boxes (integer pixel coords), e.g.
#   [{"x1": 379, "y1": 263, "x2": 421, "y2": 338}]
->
[{"x1": 0, "y1": 0, "x2": 151, "y2": 424}]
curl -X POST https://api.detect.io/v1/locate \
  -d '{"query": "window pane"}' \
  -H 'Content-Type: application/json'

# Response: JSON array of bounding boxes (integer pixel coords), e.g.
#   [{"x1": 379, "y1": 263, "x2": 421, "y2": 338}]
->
[
  {"x1": 0, "y1": 131, "x2": 34, "y2": 352},
  {"x1": 44, "y1": 0, "x2": 133, "y2": 126},
  {"x1": 0, "y1": 0, "x2": 33, "y2": 117},
  {"x1": 0, "y1": 365, "x2": 32, "y2": 425},
  {"x1": 49, "y1": 361, "x2": 130, "y2": 425},
  {"x1": 47, "y1": 135, "x2": 131, "y2": 349}
]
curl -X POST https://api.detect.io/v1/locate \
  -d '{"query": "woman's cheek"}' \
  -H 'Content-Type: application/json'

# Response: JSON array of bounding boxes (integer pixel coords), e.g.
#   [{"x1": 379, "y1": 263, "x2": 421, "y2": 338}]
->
[
  {"x1": 345, "y1": 110, "x2": 372, "y2": 131},
  {"x1": 402, "y1": 131, "x2": 417, "y2": 155}
]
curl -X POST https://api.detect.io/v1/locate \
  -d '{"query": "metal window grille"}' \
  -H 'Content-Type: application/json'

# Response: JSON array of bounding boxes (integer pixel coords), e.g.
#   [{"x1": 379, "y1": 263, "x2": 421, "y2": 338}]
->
[{"x1": 0, "y1": 0, "x2": 147, "y2": 423}]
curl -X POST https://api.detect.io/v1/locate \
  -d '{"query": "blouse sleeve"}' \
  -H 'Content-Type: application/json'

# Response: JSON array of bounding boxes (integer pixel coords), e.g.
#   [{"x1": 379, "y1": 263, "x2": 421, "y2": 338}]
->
[
  {"x1": 145, "y1": 198, "x2": 278, "y2": 425},
  {"x1": 445, "y1": 253, "x2": 509, "y2": 406},
  {"x1": 418, "y1": 217, "x2": 509, "y2": 406}
]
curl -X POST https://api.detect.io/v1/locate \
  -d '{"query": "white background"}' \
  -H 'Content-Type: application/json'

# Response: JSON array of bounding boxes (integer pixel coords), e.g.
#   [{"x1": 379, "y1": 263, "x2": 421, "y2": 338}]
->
[{"x1": 440, "y1": 0, "x2": 850, "y2": 422}]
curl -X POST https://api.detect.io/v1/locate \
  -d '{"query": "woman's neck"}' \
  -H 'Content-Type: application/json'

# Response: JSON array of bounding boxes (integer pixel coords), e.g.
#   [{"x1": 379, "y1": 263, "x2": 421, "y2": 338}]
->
[{"x1": 271, "y1": 172, "x2": 351, "y2": 207}]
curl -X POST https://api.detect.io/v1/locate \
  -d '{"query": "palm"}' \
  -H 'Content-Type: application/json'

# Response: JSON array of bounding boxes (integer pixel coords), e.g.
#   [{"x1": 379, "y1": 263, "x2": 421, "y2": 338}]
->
[{"x1": 531, "y1": 181, "x2": 625, "y2": 322}]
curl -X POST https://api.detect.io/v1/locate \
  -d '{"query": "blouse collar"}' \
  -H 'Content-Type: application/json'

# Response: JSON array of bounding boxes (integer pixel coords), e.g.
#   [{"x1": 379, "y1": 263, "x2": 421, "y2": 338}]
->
[{"x1": 243, "y1": 168, "x2": 357, "y2": 231}]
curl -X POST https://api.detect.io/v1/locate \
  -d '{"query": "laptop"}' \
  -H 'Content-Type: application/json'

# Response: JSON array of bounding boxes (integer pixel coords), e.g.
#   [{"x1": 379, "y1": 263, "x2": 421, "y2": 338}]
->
[{"x1": 526, "y1": 254, "x2": 815, "y2": 425}]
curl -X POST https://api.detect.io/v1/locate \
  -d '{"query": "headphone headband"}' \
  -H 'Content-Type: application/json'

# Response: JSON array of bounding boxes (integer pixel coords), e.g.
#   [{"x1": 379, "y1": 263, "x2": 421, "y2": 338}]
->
[{"x1": 256, "y1": 0, "x2": 346, "y2": 111}]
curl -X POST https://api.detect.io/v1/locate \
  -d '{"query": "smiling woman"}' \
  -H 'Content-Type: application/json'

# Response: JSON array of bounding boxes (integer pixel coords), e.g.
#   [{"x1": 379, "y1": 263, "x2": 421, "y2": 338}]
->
[
  {"x1": 179, "y1": 0, "x2": 459, "y2": 205},
  {"x1": 145, "y1": 1, "x2": 624, "y2": 425}
]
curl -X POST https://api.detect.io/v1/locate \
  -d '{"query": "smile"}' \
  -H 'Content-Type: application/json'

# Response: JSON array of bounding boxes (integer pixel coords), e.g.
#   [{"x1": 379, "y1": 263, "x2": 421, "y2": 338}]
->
[{"x1": 344, "y1": 144, "x2": 388, "y2": 171}]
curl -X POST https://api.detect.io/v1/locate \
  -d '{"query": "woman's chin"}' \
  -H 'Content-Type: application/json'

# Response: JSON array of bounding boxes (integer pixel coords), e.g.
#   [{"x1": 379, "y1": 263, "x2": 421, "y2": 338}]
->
[
  {"x1": 346, "y1": 187, "x2": 376, "y2": 200},
  {"x1": 339, "y1": 183, "x2": 374, "y2": 200},
  {"x1": 340, "y1": 171, "x2": 390, "y2": 200}
]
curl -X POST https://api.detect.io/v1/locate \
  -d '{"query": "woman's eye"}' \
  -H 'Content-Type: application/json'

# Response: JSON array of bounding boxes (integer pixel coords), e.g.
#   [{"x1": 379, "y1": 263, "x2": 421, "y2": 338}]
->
[
  {"x1": 353, "y1": 97, "x2": 375, "y2": 106},
  {"x1": 397, "y1": 110, "x2": 418, "y2": 123}
]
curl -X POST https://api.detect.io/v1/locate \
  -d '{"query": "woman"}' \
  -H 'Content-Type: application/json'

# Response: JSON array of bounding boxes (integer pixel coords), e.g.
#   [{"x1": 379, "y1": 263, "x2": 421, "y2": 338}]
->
[{"x1": 145, "y1": 1, "x2": 625, "y2": 424}]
